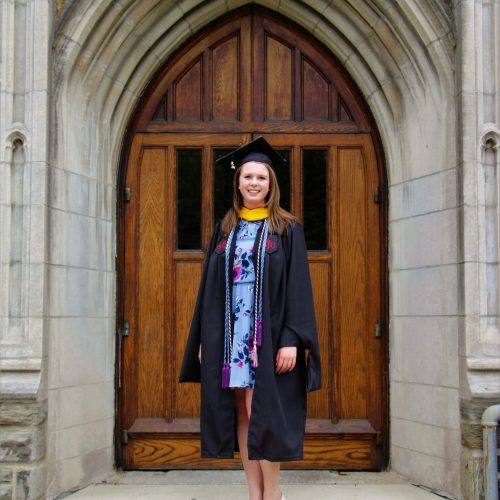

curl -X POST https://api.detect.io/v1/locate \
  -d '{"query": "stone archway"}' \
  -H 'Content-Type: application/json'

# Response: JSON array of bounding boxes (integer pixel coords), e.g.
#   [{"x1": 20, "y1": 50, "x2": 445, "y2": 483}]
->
[{"x1": 51, "y1": 0, "x2": 456, "y2": 497}]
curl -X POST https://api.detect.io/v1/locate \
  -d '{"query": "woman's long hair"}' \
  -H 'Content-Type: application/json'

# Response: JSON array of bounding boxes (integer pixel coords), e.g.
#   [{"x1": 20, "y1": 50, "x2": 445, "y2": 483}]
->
[{"x1": 221, "y1": 162, "x2": 297, "y2": 235}]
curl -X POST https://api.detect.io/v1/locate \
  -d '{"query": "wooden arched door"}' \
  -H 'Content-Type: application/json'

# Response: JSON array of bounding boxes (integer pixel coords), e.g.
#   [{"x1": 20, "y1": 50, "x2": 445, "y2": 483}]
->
[{"x1": 117, "y1": 7, "x2": 388, "y2": 470}]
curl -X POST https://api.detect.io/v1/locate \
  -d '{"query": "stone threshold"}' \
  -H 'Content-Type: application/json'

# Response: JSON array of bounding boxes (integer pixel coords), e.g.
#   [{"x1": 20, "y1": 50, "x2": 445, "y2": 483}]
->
[
  {"x1": 62, "y1": 471, "x2": 457, "y2": 500},
  {"x1": 104, "y1": 470, "x2": 406, "y2": 486}
]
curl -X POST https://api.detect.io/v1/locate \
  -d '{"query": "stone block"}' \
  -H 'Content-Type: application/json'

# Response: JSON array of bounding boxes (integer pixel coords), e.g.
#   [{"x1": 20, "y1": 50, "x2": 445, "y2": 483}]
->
[
  {"x1": 105, "y1": 317, "x2": 116, "y2": 383},
  {"x1": 391, "y1": 444, "x2": 459, "y2": 498},
  {"x1": 0, "y1": 468, "x2": 12, "y2": 483},
  {"x1": 48, "y1": 266, "x2": 114, "y2": 318},
  {"x1": 461, "y1": 204, "x2": 480, "y2": 265},
  {"x1": 391, "y1": 381, "x2": 460, "y2": 429},
  {"x1": 460, "y1": 397, "x2": 500, "y2": 449},
  {"x1": 49, "y1": 209, "x2": 110, "y2": 270},
  {"x1": 49, "y1": 168, "x2": 97, "y2": 218},
  {"x1": 15, "y1": 464, "x2": 46, "y2": 500},
  {"x1": 47, "y1": 391, "x2": 58, "y2": 432},
  {"x1": 461, "y1": 354, "x2": 500, "y2": 396},
  {"x1": 0, "y1": 207, "x2": 10, "y2": 267},
  {"x1": 28, "y1": 318, "x2": 43, "y2": 362},
  {"x1": 391, "y1": 417, "x2": 461, "y2": 460},
  {"x1": 57, "y1": 317, "x2": 109, "y2": 388},
  {"x1": 358, "y1": 34, "x2": 401, "y2": 91},
  {"x1": 461, "y1": 261, "x2": 480, "y2": 317},
  {"x1": 0, "y1": 315, "x2": 14, "y2": 345},
  {"x1": 123, "y1": 0, "x2": 179, "y2": 30},
  {"x1": 318, "y1": 18, "x2": 357, "y2": 67},
  {"x1": 56, "y1": 418, "x2": 113, "y2": 461},
  {"x1": 389, "y1": 169, "x2": 457, "y2": 221},
  {"x1": 97, "y1": 183, "x2": 115, "y2": 223},
  {"x1": 27, "y1": 264, "x2": 44, "y2": 319},
  {"x1": 29, "y1": 162, "x2": 48, "y2": 207},
  {"x1": 0, "y1": 486, "x2": 12, "y2": 500},
  {"x1": 28, "y1": 204, "x2": 47, "y2": 264},
  {"x1": 322, "y1": 2, "x2": 375, "y2": 54},
  {"x1": 460, "y1": 446, "x2": 484, "y2": 500},
  {"x1": 51, "y1": 382, "x2": 113, "y2": 429},
  {"x1": 0, "y1": 428, "x2": 45, "y2": 463},
  {"x1": 0, "y1": 372, "x2": 42, "y2": 400},
  {"x1": 390, "y1": 208, "x2": 458, "y2": 269},
  {"x1": 391, "y1": 265, "x2": 458, "y2": 316},
  {"x1": 0, "y1": 401, "x2": 47, "y2": 426},
  {"x1": 387, "y1": 110, "x2": 454, "y2": 183},
  {"x1": 29, "y1": 91, "x2": 50, "y2": 163},
  {"x1": 391, "y1": 316, "x2": 459, "y2": 387},
  {"x1": 48, "y1": 447, "x2": 113, "y2": 498},
  {"x1": 31, "y1": 1, "x2": 51, "y2": 92}
]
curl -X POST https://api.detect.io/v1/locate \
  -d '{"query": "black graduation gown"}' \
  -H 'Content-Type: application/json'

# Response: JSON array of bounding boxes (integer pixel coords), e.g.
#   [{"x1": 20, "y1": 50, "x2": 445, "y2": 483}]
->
[{"x1": 179, "y1": 220, "x2": 321, "y2": 461}]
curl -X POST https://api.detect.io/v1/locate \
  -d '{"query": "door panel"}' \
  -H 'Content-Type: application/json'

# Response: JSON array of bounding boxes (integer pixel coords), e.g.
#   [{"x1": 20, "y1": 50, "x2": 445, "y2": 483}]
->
[{"x1": 118, "y1": 7, "x2": 387, "y2": 470}]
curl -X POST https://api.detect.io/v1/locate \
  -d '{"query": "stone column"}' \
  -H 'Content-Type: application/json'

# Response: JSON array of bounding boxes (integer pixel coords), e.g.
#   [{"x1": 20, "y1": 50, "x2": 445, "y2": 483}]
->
[
  {"x1": 0, "y1": 0, "x2": 53, "y2": 498},
  {"x1": 457, "y1": 0, "x2": 500, "y2": 498}
]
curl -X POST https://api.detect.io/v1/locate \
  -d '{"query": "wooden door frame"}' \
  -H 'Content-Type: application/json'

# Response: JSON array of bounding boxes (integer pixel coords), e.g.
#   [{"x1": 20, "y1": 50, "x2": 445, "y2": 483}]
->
[{"x1": 115, "y1": 5, "x2": 389, "y2": 470}]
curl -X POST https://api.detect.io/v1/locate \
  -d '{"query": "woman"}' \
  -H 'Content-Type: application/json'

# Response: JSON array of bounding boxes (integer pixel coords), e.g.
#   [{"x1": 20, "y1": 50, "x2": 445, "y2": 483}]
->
[{"x1": 179, "y1": 137, "x2": 321, "y2": 500}]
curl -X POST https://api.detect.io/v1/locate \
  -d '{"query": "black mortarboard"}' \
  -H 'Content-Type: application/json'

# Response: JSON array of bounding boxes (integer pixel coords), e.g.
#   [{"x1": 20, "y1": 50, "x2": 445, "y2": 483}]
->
[{"x1": 216, "y1": 137, "x2": 286, "y2": 170}]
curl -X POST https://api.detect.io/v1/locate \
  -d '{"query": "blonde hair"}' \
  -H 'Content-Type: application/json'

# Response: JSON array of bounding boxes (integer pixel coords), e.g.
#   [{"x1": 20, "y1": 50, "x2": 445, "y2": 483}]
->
[{"x1": 221, "y1": 162, "x2": 297, "y2": 235}]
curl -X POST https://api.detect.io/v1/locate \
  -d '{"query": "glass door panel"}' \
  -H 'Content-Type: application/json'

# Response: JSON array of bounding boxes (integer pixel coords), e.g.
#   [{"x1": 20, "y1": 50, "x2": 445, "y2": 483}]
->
[
  {"x1": 303, "y1": 149, "x2": 328, "y2": 250},
  {"x1": 177, "y1": 148, "x2": 202, "y2": 249}
]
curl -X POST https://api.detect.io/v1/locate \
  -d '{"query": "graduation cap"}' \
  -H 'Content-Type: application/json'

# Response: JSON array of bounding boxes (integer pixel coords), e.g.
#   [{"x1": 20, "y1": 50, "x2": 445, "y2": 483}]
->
[{"x1": 216, "y1": 136, "x2": 287, "y2": 170}]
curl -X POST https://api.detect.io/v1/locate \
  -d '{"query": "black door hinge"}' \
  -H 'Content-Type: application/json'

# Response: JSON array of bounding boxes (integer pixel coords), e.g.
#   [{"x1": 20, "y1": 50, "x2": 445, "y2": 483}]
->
[
  {"x1": 121, "y1": 429, "x2": 129, "y2": 445},
  {"x1": 120, "y1": 320, "x2": 130, "y2": 338}
]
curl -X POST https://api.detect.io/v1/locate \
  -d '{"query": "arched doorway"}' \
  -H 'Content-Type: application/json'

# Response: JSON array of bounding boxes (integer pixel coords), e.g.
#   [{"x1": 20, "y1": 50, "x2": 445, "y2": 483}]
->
[{"x1": 117, "y1": 6, "x2": 388, "y2": 470}]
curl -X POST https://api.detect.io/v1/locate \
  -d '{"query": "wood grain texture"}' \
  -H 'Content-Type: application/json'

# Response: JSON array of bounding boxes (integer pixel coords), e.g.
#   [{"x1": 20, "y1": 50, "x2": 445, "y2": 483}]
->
[
  {"x1": 211, "y1": 36, "x2": 239, "y2": 120},
  {"x1": 127, "y1": 435, "x2": 376, "y2": 469},
  {"x1": 338, "y1": 147, "x2": 368, "y2": 420},
  {"x1": 303, "y1": 58, "x2": 329, "y2": 120},
  {"x1": 265, "y1": 35, "x2": 293, "y2": 120},
  {"x1": 175, "y1": 262, "x2": 202, "y2": 418},
  {"x1": 137, "y1": 147, "x2": 166, "y2": 417},
  {"x1": 307, "y1": 262, "x2": 330, "y2": 419},
  {"x1": 174, "y1": 59, "x2": 202, "y2": 121}
]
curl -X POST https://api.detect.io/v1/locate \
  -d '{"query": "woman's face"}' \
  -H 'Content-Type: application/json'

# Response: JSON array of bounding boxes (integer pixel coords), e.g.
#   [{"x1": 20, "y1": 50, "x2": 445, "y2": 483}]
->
[{"x1": 238, "y1": 161, "x2": 270, "y2": 209}]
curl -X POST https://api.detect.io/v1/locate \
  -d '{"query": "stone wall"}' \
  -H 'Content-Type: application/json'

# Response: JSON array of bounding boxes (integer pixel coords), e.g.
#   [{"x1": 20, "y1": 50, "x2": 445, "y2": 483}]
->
[
  {"x1": 456, "y1": 0, "x2": 500, "y2": 497},
  {"x1": 0, "y1": 401, "x2": 47, "y2": 500},
  {"x1": 0, "y1": 0, "x2": 52, "y2": 498}
]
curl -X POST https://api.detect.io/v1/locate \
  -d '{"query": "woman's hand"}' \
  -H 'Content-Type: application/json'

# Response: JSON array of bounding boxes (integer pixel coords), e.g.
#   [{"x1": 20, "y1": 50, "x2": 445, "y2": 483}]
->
[
  {"x1": 275, "y1": 346, "x2": 297, "y2": 373},
  {"x1": 198, "y1": 345, "x2": 201, "y2": 364}
]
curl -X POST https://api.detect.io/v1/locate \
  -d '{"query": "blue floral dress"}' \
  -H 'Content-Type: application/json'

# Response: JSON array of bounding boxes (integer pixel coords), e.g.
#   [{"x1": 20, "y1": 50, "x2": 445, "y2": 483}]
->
[{"x1": 229, "y1": 219, "x2": 263, "y2": 388}]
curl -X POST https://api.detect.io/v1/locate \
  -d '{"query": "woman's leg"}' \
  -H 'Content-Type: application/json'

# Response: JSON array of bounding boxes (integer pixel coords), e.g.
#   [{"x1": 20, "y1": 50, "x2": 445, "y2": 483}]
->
[
  {"x1": 241, "y1": 389, "x2": 282, "y2": 500},
  {"x1": 260, "y1": 460, "x2": 282, "y2": 500},
  {"x1": 235, "y1": 388, "x2": 263, "y2": 500}
]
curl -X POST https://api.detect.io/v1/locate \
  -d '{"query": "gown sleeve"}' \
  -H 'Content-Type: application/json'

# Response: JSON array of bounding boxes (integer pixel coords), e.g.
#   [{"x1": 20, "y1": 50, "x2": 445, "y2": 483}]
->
[
  {"x1": 178, "y1": 222, "x2": 222, "y2": 383},
  {"x1": 278, "y1": 222, "x2": 322, "y2": 392}
]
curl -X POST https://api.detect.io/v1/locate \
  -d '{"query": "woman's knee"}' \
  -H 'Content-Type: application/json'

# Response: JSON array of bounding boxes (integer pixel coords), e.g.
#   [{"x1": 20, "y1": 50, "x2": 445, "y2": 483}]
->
[
  {"x1": 234, "y1": 389, "x2": 252, "y2": 420},
  {"x1": 234, "y1": 389, "x2": 247, "y2": 415}
]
